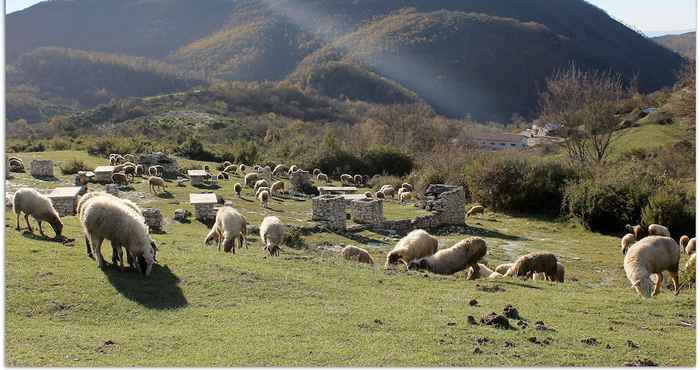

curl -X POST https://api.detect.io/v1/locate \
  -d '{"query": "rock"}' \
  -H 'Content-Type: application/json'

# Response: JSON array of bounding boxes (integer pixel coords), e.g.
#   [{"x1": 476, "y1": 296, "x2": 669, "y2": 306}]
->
[
  {"x1": 105, "y1": 184, "x2": 119, "y2": 196},
  {"x1": 467, "y1": 315, "x2": 478, "y2": 325},
  {"x1": 528, "y1": 337, "x2": 541, "y2": 344},
  {"x1": 469, "y1": 299, "x2": 479, "y2": 306},
  {"x1": 503, "y1": 304, "x2": 520, "y2": 319},
  {"x1": 581, "y1": 337, "x2": 599, "y2": 346},
  {"x1": 624, "y1": 358, "x2": 658, "y2": 367},
  {"x1": 480, "y1": 312, "x2": 512, "y2": 330}
]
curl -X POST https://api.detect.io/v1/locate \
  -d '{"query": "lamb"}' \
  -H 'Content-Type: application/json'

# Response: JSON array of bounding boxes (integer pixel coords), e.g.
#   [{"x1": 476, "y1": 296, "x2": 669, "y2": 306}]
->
[
  {"x1": 626, "y1": 224, "x2": 647, "y2": 241},
  {"x1": 381, "y1": 186, "x2": 396, "y2": 199},
  {"x1": 238, "y1": 164, "x2": 247, "y2": 173},
  {"x1": 244, "y1": 173, "x2": 259, "y2": 188},
  {"x1": 148, "y1": 176, "x2": 167, "y2": 194},
  {"x1": 234, "y1": 183, "x2": 242, "y2": 198},
  {"x1": 111, "y1": 172, "x2": 129, "y2": 186},
  {"x1": 621, "y1": 233, "x2": 636, "y2": 255},
  {"x1": 648, "y1": 224, "x2": 671, "y2": 237},
  {"x1": 258, "y1": 190, "x2": 270, "y2": 208},
  {"x1": 494, "y1": 263, "x2": 513, "y2": 275},
  {"x1": 467, "y1": 205, "x2": 485, "y2": 217},
  {"x1": 270, "y1": 181, "x2": 285, "y2": 195},
  {"x1": 317, "y1": 173, "x2": 329, "y2": 183},
  {"x1": 80, "y1": 196, "x2": 155, "y2": 275},
  {"x1": 466, "y1": 263, "x2": 503, "y2": 279},
  {"x1": 12, "y1": 187, "x2": 63, "y2": 238},
  {"x1": 341, "y1": 245, "x2": 374, "y2": 265},
  {"x1": 385, "y1": 229, "x2": 439, "y2": 268},
  {"x1": 624, "y1": 236, "x2": 681, "y2": 297},
  {"x1": 407, "y1": 237, "x2": 487, "y2": 276},
  {"x1": 204, "y1": 206, "x2": 248, "y2": 253},
  {"x1": 148, "y1": 165, "x2": 164, "y2": 177},
  {"x1": 254, "y1": 179, "x2": 270, "y2": 193},
  {"x1": 259, "y1": 216, "x2": 286, "y2": 256},
  {"x1": 504, "y1": 252, "x2": 558, "y2": 280},
  {"x1": 680, "y1": 235, "x2": 696, "y2": 255},
  {"x1": 531, "y1": 262, "x2": 565, "y2": 282},
  {"x1": 399, "y1": 190, "x2": 412, "y2": 204}
]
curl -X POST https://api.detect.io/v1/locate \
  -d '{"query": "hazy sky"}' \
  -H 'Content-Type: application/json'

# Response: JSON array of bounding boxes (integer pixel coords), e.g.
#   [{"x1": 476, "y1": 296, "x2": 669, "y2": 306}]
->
[{"x1": 6, "y1": 0, "x2": 698, "y2": 34}]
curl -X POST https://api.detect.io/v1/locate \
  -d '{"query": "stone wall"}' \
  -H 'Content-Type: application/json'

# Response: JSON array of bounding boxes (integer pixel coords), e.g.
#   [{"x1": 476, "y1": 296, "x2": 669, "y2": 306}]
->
[
  {"x1": 142, "y1": 208, "x2": 163, "y2": 232},
  {"x1": 350, "y1": 198, "x2": 384, "y2": 226},
  {"x1": 311, "y1": 194, "x2": 346, "y2": 230},
  {"x1": 30, "y1": 160, "x2": 54, "y2": 178},
  {"x1": 194, "y1": 203, "x2": 218, "y2": 221},
  {"x1": 50, "y1": 197, "x2": 75, "y2": 217},
  {"x1": 379, "y1": 184, "x2": 465, "y2": 234},
  {"x1": 137, "y1": 152, "x2": 179, "y2": 179}
]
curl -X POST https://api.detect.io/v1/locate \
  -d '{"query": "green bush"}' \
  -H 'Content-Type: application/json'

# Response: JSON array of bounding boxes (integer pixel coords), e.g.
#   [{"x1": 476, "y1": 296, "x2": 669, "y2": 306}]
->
[
  {"x1": 641, "y1": 183, "x2": 695, "y2": 239},
  {"x1": 361, "y1": 146, "x2": 414, "y2": 177},
  {"x1": 7, "y1": 139, "x2": 46, "y2": 153},
  {"x1": 59, "y1": 159, "x2": 88, "y2": 175}
]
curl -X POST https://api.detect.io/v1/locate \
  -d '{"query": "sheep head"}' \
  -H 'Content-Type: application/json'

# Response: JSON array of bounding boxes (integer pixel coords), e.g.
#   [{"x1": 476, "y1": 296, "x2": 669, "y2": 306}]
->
[
  {"x1": 632, "y1": 278, "x2": 653, "y2": 298},
  {"x1": 49, "y1": 214, "x2": 64, "y2": 238}
]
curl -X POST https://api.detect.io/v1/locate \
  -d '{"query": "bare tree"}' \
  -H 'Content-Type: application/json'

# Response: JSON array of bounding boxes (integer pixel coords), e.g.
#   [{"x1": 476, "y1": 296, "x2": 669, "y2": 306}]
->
[
  {"x1": 539, "y1": 64, "x2": 626, "y2": 164},
  {"x1": 673, "y1": 59, "x2": 695, "y2": 128}
]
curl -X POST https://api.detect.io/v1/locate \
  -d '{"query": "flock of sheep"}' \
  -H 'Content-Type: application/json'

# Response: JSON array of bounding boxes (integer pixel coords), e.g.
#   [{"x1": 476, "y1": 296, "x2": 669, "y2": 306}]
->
[{"x1": 8, "y1": 154, "x2": 696, "y2": 299}]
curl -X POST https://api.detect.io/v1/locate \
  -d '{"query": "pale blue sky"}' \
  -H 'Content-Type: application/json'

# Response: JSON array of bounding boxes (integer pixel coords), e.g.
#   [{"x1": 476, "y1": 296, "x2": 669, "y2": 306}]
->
[{"x1": 5, "y1": 0, "x2": 698, "y2": 35}]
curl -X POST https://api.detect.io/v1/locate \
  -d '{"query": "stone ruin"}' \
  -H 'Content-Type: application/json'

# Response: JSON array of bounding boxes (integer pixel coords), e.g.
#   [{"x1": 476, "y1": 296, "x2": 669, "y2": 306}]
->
[
  {"x1": 137, "y1": 152, "x2": 179, "y2": 179},
  {"x1": 47, "y1": 187, "x2": 82, "y2": 217},
  {"x1": 350, "y1": 198, "x2": 384, "y2": 227},
  {"x1": 190, "y1": 193, "x2": 219, "y2": 222},
  {"x1": 289, "y1": 170, "x2": 313, "y2": 195},
  {"x1": 94, "y1": 166, "x2": 115, "y2": 183},
  {"x1": 423, "y1": 184, "x2": 466, "y2": 226},
  {"x1": 142, "y1": 208, "x2": 164, "y2": 232},
  {"x1": 311, "y1": 194, "x2": 346, "y2": 230},
  {"x1": 30, "y1": 159, "x2": 54, "y2": 178},
  {"x1": 105, "y1": 184, "x2": 120, "y2": 196}
]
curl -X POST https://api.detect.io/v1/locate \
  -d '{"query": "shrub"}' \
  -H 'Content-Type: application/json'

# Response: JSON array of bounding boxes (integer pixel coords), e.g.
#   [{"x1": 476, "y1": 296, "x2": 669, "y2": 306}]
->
[
  {"x1": 641, "y1": 183, "x2": 695, "y2": 239},
  {"x1": 7, "y1": 139, "x2": 46, "y2": 153},
  {"x1": 311, "y1": 149, "x2": 365, "y2": 177},
  {"x1": 368, "y1": 175, "x2": 404, "y2": 191},
  {"x1": 361, "y1": 146, "x2": 414, "y2": 176},
  {"x1": 59, "y1": 159, "x2": 88, "y2": 175}
]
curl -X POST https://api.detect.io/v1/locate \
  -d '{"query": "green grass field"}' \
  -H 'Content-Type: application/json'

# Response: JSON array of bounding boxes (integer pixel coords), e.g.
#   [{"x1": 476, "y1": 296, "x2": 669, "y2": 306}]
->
[{"x1": 4, "y1": 151, "x2": 696, "y2": 366}]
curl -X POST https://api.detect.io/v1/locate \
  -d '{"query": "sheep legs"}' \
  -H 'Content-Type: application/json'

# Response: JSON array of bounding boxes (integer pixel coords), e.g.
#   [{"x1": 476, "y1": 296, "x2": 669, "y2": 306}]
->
[
  {"x1": 37, "y1": 221, "x2": 46, "y2": 237},
  {"x1": 652, "y1": 273, "x2": 663, "y2": 296},
  {"x1": 24, "y1": 214, "x2": 34, "y2": 233},
  {"x1": 90, "y1": 236, "x2": 106, "y2": 269},
  {"x1": 85, "y1": 236, "x2": 94, "y2": 259},
  {"x1": 669, "y1": 270, "x2": 680, "y2": 295}
]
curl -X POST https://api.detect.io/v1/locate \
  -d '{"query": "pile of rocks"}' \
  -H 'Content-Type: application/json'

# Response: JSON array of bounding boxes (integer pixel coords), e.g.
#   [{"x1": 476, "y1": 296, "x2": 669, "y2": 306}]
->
[{"x1": 142, "y1": 208, "x2": 163, "y2": 232}]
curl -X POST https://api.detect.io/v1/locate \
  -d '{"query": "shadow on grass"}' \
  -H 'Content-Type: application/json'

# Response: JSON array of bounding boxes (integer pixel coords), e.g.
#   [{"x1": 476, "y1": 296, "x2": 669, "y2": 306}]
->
[
  {"x1": 156, "y1": 191, "x2": 174, "y2": 199},
  {"x1": 499, "y1": 280, "x2": 544, "y2": 290},
  {"x1": 104, "y1": 264, "x2": 187, "y2": 309},
  {"x1": 21, "y1": 231, "x2": 65, "y2": 243},
  {"x1": 462, "y1": 225, "x2": 528, "y2": 241}
]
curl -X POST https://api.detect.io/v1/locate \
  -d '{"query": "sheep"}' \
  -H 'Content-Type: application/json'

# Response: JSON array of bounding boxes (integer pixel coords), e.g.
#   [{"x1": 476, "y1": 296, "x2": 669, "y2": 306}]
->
[
  {"x1": 244, "y1": 173, "x2": 259, "y2": 188},
  {"x1": 467, "y1": 205, "x2": 485, "y2": 217},
  {"x1": 341, "y1": 245, "x2": 374, "y2": 265},
  {"x1": 270, "y1": 181, "x2": 285, "y2": 195},
  {"x1": 234, "y1": 183, "x2": 242, "y2": 198},
  {"x1": 80, "y1": 196, "x2": 155, "y2": 275},
  {"x1": 626, "y1": 224, "x2": 647, "y2": 241},
  {"x1": 288, "y1": 165, "x2": 298, "y2": 175},
  {"x1": 401, "y1": 183, "x2": 413, "y2": 192},
  {"x1": 123, "y1": 154, "x2": 137, "y2": 163},
  {"x1": 255, "y1": 187, "x2": 270, "y2": 197},
  {"x1": 135, "y1": 164, "x2": 145, "y2": 177},
  {"x1": 317, "y1": 173, "x2": 329, "y2": 183},
  {"x1": 238, "y1": 164, "x2": 247, "y2": 174},
  {"x1": 381, "y1": 186, "x2": 395, "y2": 199},
  {"x1": 217, "y1": 172, "x2": 230, "y2": 180},
  {"x1": 621, "y1": 233, "x2": 636, "y2": 255},
  {"x1": 148, "y1": 165, "x2": 164, "y2": 177},
  {"x1": 222, "y1": 161, "x2": 232, "y2": 168},
  {"x1": 273, "y1": 164, "x2": 289, "y2": 177},
  {"x1": 254, "y1": 179, "x2": 270, "y2": 193},
  {"x1": 258, "y1": 190, "x2": 270, "y2": 208},
  {"x1": 466, "y1": 263, "x2": 503, "y2": 280},
  {"x1": 385, "y1": 229, "x2": 438, "y2": 268},
  {"x1": 364, "y1": 191, "x2": 373, "y2": 198},
  {"x1": 407, "y1": 237, "x2": 487, "y2": 276},
  {"x1": 312, "y1": 168, "x2": 321, "y2": 177},
  {"x1": 685, "y1": 253, "x2": 696, "y2": 273},
  {"x1": 375, "y1": 191, "x2": 385, "y2": 199},
  {"x1": 362, "y1": 175, "x2": 370, "y2": 185},
  {"x1": 494, "y1": 263, "x2": 513, "y2": 275},
  {"x1": 340, "y1": 174, "x2": 354, "y2": 186},
  {"x1": 259, "y1": 216, "x2": 285, "y2": 256},
  {"x1": 221, "y1": 165, "x2": 236, "y2": 174},
  {"x1": 648, "y1": 224, "x2": 671, "y2": 237},
  {"x1": 399, "y1": 190, "x2": 412, "y2": 204},
  {"x1": 504, "y1": 252, "x2": 558, "y2": 280},
  {"x1": 112, "y1": 172, "x2": 129, "y2": 186},
  {"x1": 353, "y1": 175, "x2": 363, "y2": 187},
  {"x1": 204, "y1": 207, "x2": 247, "y2": 253},
  {"x1": 148, "y1": 176, "x2": 167, "y2": 194},
  {"x1": 12, "y1": 187, "x2": 63, "y2": 239},
  {"x1": 531, "y1": 262, "x2": 565, "y2": 282},
  {"x1": 624, "y1": 236, "x2": 681, "y2": 297},
  {"x1": 680, "y1": 235, "x2": 696, "y2": 255},
  {"x1": 8, "y1": 158, "x2": 24, "y2": 172},
  {"x1": 121, "y1": 161, "x2": 136, "y2": 168}
]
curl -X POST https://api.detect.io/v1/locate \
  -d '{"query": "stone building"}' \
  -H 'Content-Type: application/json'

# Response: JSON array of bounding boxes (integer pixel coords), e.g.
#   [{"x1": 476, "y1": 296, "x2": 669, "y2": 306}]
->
[
  {"x1": 94, "y1": 166, "x2": 116, "y2": 183},
  {"x1": 137, "y1": 152, "x2": 179, "y2": 179},
  {"x1": 350, "y1": 198, "x2": 384, "y2": 226},
  {"x1": 423, "y1": 184, "x2": 466, "y2": 226},
  {"x1": 47, "y1": 187, "x2": 82, "y2": 216},
  {"x1": 188, "y1": 170, "x2": 209, "y2": 186},
  {"x1": 190, "y1": 193, "x2": 219, "y2": 222},
  {"x1": 311, "y1": 194, "x2": 346, "y2": 230},
  {"x1": 30, "y1": 160, "x2": 54, "y2": 178},
  {"x1": 318, "y1": 186, "x2": 357, "y2": 195}
]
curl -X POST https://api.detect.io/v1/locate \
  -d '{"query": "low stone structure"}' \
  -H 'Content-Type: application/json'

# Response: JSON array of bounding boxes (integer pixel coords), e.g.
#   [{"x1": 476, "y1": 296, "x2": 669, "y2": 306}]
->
[
  {"x1": 190, "y1": 193, "x2": 219, "y2": 221},
  {"x1": 30, "y1": 160, "x2": 54, "y2": 178},
  {"x1": 289, "y1": 170, "x2": 313, "y2": 195},
  {"x1": 318, "y1": 186, "x2": 358, "y2": 195},
  {"x1": 173, "y1": 209, "x2": 191, "y2": 222},
  {"x1": 350, "y1": 198, "x2": 384, "y2": 226},
  {"x1": 311, "y1": 194, "x2": 346, "y2": 230},
  {"x1": 47, "y1": 187, "x2": 82, "y2": 216},
  {"x1": 142, "y1": 208, "x2": 163, "y2": 232},
  {"x1": 380, "y1": 184, "x2": 465, "y2": 234},
  {"x1": 188, "y1": 170, "x2": 209, "y2": 186},
  {"x1": 94, "y1": 166, "x2": 115, "y2": 183},
  {"x1": 137, "y1": 152, "x2": 179, "y2": 179}
]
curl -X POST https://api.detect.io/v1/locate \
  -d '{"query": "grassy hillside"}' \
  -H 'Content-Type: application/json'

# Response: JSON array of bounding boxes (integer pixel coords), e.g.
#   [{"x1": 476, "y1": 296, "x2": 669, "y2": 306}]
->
[
  {"x1": 653, "y1": 32, "x2": 696, "y2": 59},
  {"x1": 4, "y1": 150, "x2": 696, "y2": 366}
]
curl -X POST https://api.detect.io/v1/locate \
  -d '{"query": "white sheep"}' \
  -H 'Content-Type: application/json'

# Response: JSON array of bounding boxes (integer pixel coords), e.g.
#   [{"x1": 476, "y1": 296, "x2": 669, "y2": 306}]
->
[
  {"x1": 123, "y1": 154, "x2": 137, "y2": 163},
  {"x1": 624, "y1": 236, "x2": 681, "y2": 297},
  {"x1": 148, "y1": 176, "x2": 167, "y2": 194},
  {"x1": 381, "y1": 186, "x2": 395, "y2": 199},
  {"x1": 254, "y1": 179, "x2": 270, "y2": 193},
  {"x1": 341, "y1": 245, "x2": 374, "y2": 265},
  {"x1": 258, "y1": 190, "x2": 270, "y2": 208},
  {"x1": 621, "y1": 233, "x2": 636, "y2": 255},
  {"x1": 273, "y1": 164, "x2": 289, "y2": 177},
  {"x1": 288, "y1": 165, "x2": 298, "y2": 175},
  {"x1": 680, "y1": 235, "x2": 696, "y2": 255},
  {"x1": 504, "y1": 252, "x2": 558, "y2": 280},
  {"x1": 467, "y1": 205, "x2": 485, "y2": 217},
  {"x1": 223, "y1": 165, "x2": 237, "y2": 174},
  {"x1": 531, "y1": 262, "x2": 565, "y2": 282},
  {"x1": 375, "y1": 191, "x2": 385, "y2": 199},
  {"x1": 312, "y1": 168, "x2": 321, "y2": 177},
  {"x1": 255, "y1": 187, "x2": 270, "y2": 198},
  {"x1": 401, "y1": 183, "x2": 413, "y2": 192},
  {"x1": 385, "y1": 229, "x2": 438, "y2": 268},
  {"x1": 270, "y1": 181, "x2": 285, "y2": 195},
  {"x1": 399, "y1": 190, "x2": 412, "y2": 204},
  {"x1": 148, "y1": 165, "x2": 164, "y2": 177},
  {"x1": 112, "y1": 172, "x2": 129, "y2": 186},
  {"x1": 80, "y1": 196, "x2": 155, "y2": 275},
  {"x1": 317, "y1": 173, "x2": 329, "y2": 183},
  {"x1": 12, "y1": 188, "x2": 63, "y2": 238},
  {"x1": 204, "y1": 206, "x2": 247, "y2": 253},
  {"x1": 408, "y1": 237, "x2": 487, "y2": 276},
  {"x1": 244, "y1": 173, "x2": 259, "y2": 188},
  {"x1": 234, "y1": 183, "x2": 242, "y2": 198},
  {"x1": 494, "y1": 263, "x2": 513, "y2": 275},
  {"x1": 238, "y1": 164, "x2": 247, "y2": 174},
  {"x1": 353, "y1": 175, "x2": 363, "y2": 186},
  {"x1": 340, "y1": 174, "x2": 353, "y2": 186},
  {"x1": 259, "y1": 216, "x2": 286, "y2": 256},
  {"x1": 648, "y1": 224, "x2": 671, "y2": 237},
  {"x1": 466, "y1": 263, "x2": 503, "y2": 279}
]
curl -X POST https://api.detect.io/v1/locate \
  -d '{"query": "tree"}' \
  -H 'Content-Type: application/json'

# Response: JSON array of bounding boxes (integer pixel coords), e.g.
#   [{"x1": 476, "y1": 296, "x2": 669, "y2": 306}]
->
[
  {"x1": 673, "y1": 59, "x2": 695, "y2": 128},
  {"x1": 538, "y1": 64, "x2": 626, "y2": 164}
]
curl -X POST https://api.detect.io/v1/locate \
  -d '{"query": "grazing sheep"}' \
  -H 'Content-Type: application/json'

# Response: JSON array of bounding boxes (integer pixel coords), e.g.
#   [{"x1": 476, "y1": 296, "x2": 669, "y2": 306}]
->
[
  {"x1": 532, "y1": 262, "x2": 565, "y2": 282},
  {"x1": 135, "y1": 164, "x2": 145, "y2": 177},
  {"x1": 12, "y1": 188, "x2": 63, "y2": 238},
  {"x1": 270, "y1": 181, "x2": 285, "y2": 195},
  {"x1": 204, "y1": 207, "x2": 247, "y2": 253},
  {"x1": 362, "y1": 175, "x2": 370, "y2": 185},
  {"x1": 238, "y1": 164, "x2": 247, "y2": 174},
  {"x1": 123, "y1": 154, "x2": 137, "y2": 163},
  {"x1": 148, "y1": 165, "x2": 164, "y2": 177},
  {"x1": 217, "y1": 172, "x2": 230, "y2": 180},
  {"x1": 148, "y1": 176, "x2": 167, "y2": 194},
  {"x1": 111, "y1": 172, "x2": 129, "y2": 186},
  {"x1": 254, "y1": 179, "x2": 270, "y2": 193},
  {"x1": 8, "y1": 158, "x2": 24, "y2": 172},
  {"x1": 620, "y1": 233, "x2": 637, "y2": 256},
  {"x1": 80, "y1": 197, "x2": 155, "y2": 275},
  {"x1": 399, "y1": 190, "x2": 412, "y2": 204},
  {"x1": 341, "y1": 245, "x2": 374, "y2": 265},
  {"x1": 385, "y1": 229, "x2": 438, "y2": 268},
  {"x1": 273, "y1": 164, "x2": 289, "y2": 177},
  {"x1": 504, "y1": 252, "x2": 558, "y2": 280},
  {"x1": 401, "y1": 183, "x2": 413, "y2": 192},
  {"x1": 255, "y1": 187, "x2": 270, "y2": 197},
  {"x1": 381, "y1": 186, "x2": 395, "y2": 199},
  {"x1": 312, "y1": 168, "x2": 321, "y2": 177},
  {"x1": 680, "y1": 236, "x2": 696, "y2": 255},
  {"x1": 259, "y1": 216, "x2": 285, "y2": 256},
  {"x1": 339, "y1": 174, "x2": 353, "y2": 186},
  {"x1": 375, "y1": 191, "x2": 385, "y2": 199},
  {"x1": 626, "y1": 224, "x2": 647, "y2": 241},
  {"x1": 317, "y1": 173, "x2": 329, "y2": 183},
  {"x1": 288, "y1": 165, "x2": 298, "y2": 175},
  {"x1": 364, "y1": 191, "x2": 373, "y2": 198},
  {"x1": 467, "y1": 205, "x2": 485, "y2": 217},
  {"x1": 648, "y1": 224, "x2": 671, "y2": 237},
  {"x1": 466, "y1": 263, "x2": 503, "y2": 279},
  {"x1": 494, "y1": 263, "x2": 513, "y2": 275},
  {"x1": 121, "y1": 161, "x2": 136, "y2": 168},
  {"x1": 258, "y1": 190, "x2": 270, "y2": 208},
  {"x1": 624, "y1": 236, "x2": 681, "y2": 297},
  {"x1": 234, "y1": 183, "x2": 242, "y2": 198},
  {"x1": 244, "y1": 173, "x2": 259, "y2": 188},
  {"x1": 408, "y1": 237, "x2": 487, "y2": 276},
  {"x1": 354, "y1": 175, "x2": 363, "y2": 186},
  {"x1": 223, "y1": 165, "x2": 237, "y2": 174}
]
